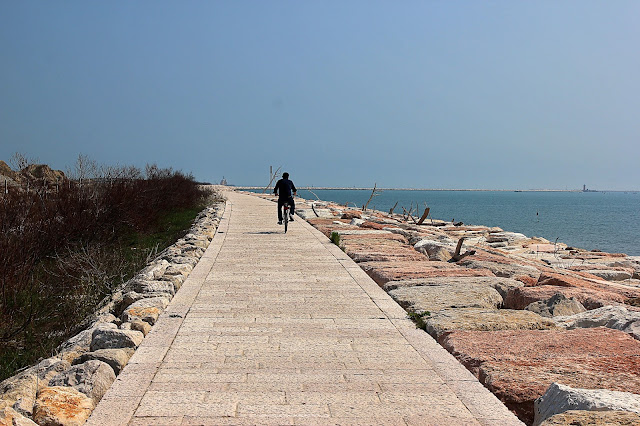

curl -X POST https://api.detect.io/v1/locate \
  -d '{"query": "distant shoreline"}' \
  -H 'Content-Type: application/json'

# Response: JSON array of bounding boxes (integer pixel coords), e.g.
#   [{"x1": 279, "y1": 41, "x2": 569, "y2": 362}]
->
[{"x1": 234, "y1": 186, "x2": 639, "y2": 193}]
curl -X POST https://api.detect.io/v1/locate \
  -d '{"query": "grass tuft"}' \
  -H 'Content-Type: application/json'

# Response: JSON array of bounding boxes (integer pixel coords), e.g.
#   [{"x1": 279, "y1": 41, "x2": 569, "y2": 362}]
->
[{"x1": 407, "y1": 311, "x2": 431, "y2": 330}]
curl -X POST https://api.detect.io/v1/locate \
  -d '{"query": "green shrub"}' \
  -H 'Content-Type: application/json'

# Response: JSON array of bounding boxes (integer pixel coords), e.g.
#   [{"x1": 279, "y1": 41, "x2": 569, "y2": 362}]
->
[{"x1": 407, "y1": 311, "x2": 431, "y2": 330}]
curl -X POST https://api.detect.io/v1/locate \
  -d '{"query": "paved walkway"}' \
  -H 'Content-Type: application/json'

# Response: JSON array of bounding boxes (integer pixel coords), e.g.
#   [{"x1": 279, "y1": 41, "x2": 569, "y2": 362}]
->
[{"x1": 88, "y1": 192, "x2": 523, "y2": 425}]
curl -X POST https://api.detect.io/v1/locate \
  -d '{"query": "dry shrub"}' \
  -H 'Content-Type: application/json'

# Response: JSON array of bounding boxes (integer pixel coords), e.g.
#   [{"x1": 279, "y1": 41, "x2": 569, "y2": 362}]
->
[{"x1": 0, "y1": 164, "x2": 208, "y2": 379}]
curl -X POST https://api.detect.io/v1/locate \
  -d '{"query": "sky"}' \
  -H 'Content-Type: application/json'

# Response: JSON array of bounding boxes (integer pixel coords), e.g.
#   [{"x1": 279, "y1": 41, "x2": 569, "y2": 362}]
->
[{"x1": 1, "y1": 1, "x2": 638, "y2": 190}]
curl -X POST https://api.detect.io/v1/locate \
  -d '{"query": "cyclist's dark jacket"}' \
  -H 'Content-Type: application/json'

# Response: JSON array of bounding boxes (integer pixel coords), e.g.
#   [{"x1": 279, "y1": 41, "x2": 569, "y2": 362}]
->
[{"x1": 274, "y1": 178, "x2": 296, "y2": 199}]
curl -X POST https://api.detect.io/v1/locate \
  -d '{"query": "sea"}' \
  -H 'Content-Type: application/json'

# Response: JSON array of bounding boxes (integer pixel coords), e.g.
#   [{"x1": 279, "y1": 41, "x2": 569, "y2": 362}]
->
[{"x1": 248, "y1": 189, "x2": 640, "y2": 256}]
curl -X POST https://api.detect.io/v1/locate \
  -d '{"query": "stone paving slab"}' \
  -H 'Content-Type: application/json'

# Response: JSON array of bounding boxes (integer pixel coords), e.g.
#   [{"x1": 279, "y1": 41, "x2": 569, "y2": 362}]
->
[{"x1": 87, "y1": 191, "x2": 523, "y2": 425}]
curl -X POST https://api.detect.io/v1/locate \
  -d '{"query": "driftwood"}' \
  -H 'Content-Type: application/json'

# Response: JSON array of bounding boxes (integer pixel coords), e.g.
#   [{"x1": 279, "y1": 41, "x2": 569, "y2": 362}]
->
[
  {"x1": 417, "y1": 205, "x2": 430, "y2": 225},
  {"x1": 389, "y1": 201, "x2": 398, "y2": 215},
  {"x1": 307, "y1": 188, "x2": 321, "y2": 200},
  {"x1": 448, "y1": 237, "x2": 476, "y2": 262},
  {"x1": 362, "y1": 183, "x2": 382, "y2": 211},
  {"x1": 402, "y1": 206, "x2": 417, "y2": 224}
]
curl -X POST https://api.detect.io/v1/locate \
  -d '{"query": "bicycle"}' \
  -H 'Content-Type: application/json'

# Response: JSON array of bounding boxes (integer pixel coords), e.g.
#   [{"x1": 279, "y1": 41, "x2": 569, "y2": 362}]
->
[{"x1": 283, "y1": 200, "x2": 290, "y2": 233}]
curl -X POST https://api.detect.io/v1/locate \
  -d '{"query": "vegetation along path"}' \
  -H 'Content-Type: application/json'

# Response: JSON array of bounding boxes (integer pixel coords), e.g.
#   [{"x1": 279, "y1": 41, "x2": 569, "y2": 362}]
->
[{"x1": 87, "y1": 191, "x2": 523, "y2": 425}]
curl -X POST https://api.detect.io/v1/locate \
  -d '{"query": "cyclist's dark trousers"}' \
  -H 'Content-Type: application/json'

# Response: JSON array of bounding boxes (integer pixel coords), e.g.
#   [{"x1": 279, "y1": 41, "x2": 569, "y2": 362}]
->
[{"x1": 277, "y1": 197, "x2": 295, "y2": 222}]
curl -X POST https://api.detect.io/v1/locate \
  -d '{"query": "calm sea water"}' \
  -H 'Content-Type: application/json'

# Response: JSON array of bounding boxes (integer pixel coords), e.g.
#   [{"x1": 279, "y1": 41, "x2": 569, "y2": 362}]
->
[{"x1": 251, "y1": 189, "x2": 640, "y2": 256}]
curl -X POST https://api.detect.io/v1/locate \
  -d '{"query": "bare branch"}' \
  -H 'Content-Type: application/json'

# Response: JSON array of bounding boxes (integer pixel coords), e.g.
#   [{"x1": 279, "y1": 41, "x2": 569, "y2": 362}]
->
[
  {"x1": 389, "y1": 201, "x2": 398, "y2": 215},
  {"x1": 362, "y1": 183, "x2": 382, "y2": 211},
  {"x1": 307, "y1": 188, "x2": 321, "y2": 200},
  {"x1": 10, "y1": 152, "x2": 38, "y2": 171},
  {"x1": 263, "y1": 166, "x2": 282, "y2": 194}
]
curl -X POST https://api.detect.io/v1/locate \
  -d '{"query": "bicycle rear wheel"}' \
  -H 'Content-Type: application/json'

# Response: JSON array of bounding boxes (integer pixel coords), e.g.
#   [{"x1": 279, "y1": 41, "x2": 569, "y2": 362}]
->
[{"x1": 283, "y1": 207, "x2": 289, "y2": 233}]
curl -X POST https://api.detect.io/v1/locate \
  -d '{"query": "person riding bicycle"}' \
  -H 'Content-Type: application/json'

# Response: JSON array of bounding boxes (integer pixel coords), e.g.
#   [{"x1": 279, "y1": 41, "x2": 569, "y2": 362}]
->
[{"x1": 274, "y1": 172, "x2": 297, "y2": 225}]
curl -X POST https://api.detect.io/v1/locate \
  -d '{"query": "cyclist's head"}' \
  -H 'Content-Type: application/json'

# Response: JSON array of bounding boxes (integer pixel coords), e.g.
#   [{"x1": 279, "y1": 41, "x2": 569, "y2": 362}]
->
[{"x1": 282, "y1": 172, "x2": 289, "y2": 179}]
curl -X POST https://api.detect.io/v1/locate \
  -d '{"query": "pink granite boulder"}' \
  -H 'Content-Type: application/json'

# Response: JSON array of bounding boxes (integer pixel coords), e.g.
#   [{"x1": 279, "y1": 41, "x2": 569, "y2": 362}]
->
[
  {"x1": 340, "y1": 234, "x2": 427, "y2": 263},
  {"x1": 359, "y1": 261, "x2": 495, "y2": 286},
  {"x1": 441, "y1": 328, "x2": 640, "y2": 424}
]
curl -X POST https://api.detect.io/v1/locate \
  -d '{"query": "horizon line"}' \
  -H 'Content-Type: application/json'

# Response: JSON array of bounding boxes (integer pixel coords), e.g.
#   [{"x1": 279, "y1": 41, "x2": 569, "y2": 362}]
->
[{"x1": 231, "y1": 186, "x2": 640, "y2": 193}]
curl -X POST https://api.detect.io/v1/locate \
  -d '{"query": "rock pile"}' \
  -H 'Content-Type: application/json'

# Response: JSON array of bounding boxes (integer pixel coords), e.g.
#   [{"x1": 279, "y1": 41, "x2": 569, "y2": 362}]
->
[
  {"x1": 256, "y1": 192, "x2": 640, "y2": 425},
  {"x1": 0, "y1": 202, "x2": 224, "y2": 425},
  {"x1": 0, "y1": 161, "x2": 67, "y2": 189}
]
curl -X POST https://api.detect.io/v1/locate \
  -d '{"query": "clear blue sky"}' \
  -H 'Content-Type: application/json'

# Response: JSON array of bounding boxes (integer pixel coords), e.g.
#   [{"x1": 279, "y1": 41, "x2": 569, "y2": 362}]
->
[{"x1": 1, "y1": 1, "x2": 638, "y2": 190}]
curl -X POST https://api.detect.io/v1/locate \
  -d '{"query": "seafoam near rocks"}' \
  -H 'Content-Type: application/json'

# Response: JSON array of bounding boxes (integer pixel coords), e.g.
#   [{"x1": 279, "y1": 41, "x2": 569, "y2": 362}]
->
[
  {"x1": 534, "y1": 382, "x2": 640, "y2": 426},
  {"x1": 0, "y1": 199, "x2": 224, "y2": 424}
]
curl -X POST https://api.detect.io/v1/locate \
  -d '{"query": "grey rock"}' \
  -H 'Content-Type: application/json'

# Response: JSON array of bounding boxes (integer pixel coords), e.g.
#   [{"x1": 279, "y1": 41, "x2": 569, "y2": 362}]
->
[
  {"x1": 525, "y1": 293, "x2": 587, "y2": 318},
  {"x1": 164, "y1": 255, "x2": 199, "y2": 267},
  {"x1": 534, "y1": 382, "x2": 640, "y2": 426},
  {"x1": 553, "y1": 305, "x2": 640, "y2": 339},
  {"x1": 425, "y1": 308, "x2": 556, "y2": 341},
  {"x1": 164, "y1": 263, "x2": 193, "y2": 277},
  {"x1": 383, "y1": 276, "x2": 523, "y2": 301},
  {"x1": 90, "y1": 328, "x2": 144, "y2": 351},
  {"x1": 136, "y1": 259, "x2": 170, "y2": 281},
  {"x1": 486, "y1": 231, "x2": 528, "y2": 244},
  {"x1": 118, "y1": 291, "x2": 173, "y2": 311},
  {"x1": 385, "y1": 227, "x2": 420, "y2": 242},
  {"x1": 296, "y1": 208, "x2": 336, "y2": 219},
  {"x1": 0, "y1": 406, "x2": 38, "y2": 425},
  {"x1": 335, "y1": 229, "x2": 392, "y2": 236},
  {"x1": 584, "y1": 269, "x2": 633, "y2": 281},
  {"x1": 0, "y1": 373, "x2": 37, "y2": 417},
  {"x1": 183, "y1": 233, "x2": 204, "y2": 241},
  {"x1": 187, "y1": 239, "x2": 209, "y2": 249},
  {"x1": 489, "y1": 241, "x2": 508, "y2": 248},
  {"x1": 408, "y1": 233, "x2": 455, "y2": 247},
  {"x1": 121, "y1": 296, "x2": 170, "y2": 325},
  {"x1": 459, "y1": 259, "x2": 541, "y2": 281},
  {"x1": 56, "y1": 323, "x2": 117, "y2": 363},
  {"x1": 350, "y1": 218, "x2": 365, "y2": 226},
  {"x1": 388, "y1": 283, "x2": 503, "y2": 315},
  {"x1": 73, "y1": 348, "x2": 134, "y2": 375},
  {"x1": 128, "y1": 279, "x2": 175, "y2": 296},
  {"x1": 180, "y1": 243, "x2": 205, "y2": 254},
  {"x1": 93, "y1": 312, "x2": 118, "y2": 325},
  {"x1": 161, "y1": 274, "x2": 184, "y2": 290},
  {"x1": 49, "y1": 360, "x2": 115, "y2": 405},
  {"x1": 29, "y1": 357, "x2": 72, "y2": 389},
  {"x1": 413, "y1": 239, "x2": 455, "y2": 261},
  {"x1": 130, "y1": 319, "x2": 152, "y2": 336}
]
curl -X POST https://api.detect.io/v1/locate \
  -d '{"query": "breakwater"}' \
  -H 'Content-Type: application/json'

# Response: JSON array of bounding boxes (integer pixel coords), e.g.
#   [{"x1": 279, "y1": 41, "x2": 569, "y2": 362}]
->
[
  {"x1": 0, "y1": 201, "x2": 225, "y2": 425},
  {"x1": 250, "y1": 191, "x2": 640, "y2": 425},
  {"x1": 247, "y1": 188, "x2": 640, "y2": 256}
]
